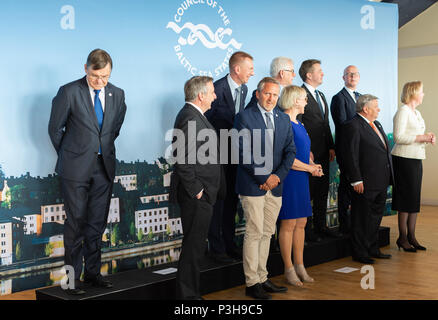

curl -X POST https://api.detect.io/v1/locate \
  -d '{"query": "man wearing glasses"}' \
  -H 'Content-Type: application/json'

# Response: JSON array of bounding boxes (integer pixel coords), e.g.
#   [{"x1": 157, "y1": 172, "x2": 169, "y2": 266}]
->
[
  {"x1": 48, "y1": 49, "x2": 127, "y2": 295},
  {"x1": 246, "y1": 56, "x2": 296, "y2": 109},
  {"x1": 330, "y1": 65, "x2": 361, "y2": 236}
]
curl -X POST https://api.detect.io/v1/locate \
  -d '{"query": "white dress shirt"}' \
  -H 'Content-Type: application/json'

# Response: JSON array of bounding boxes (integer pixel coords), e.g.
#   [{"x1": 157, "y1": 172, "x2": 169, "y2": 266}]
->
[
  {"x1": 303, "y1": 82, "x2": 326, "y2": 113},
  {"x1": 86, "y1": 79, "x2": 106, "y2": 112},
  {"x1": 344, "y1": 86, "x2": 357, "y2": 103},
  {"x1": 257, "y1": 103, "x2": 275, "y2": 130},
  {"x1": 227, "y1": 74, "x2": 240, "y2": 101}
]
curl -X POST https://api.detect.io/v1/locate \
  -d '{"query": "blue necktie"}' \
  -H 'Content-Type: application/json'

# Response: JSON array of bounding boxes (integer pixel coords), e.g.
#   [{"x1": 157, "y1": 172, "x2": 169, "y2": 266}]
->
[
  {"x1": 94, "y1": 89, "x2": 104, "y2": 153},
  {"x1": 315, "y1": 90, "x2": 325, "y2": 118},
  {"x1": 265, "y1": 112, "x2": 274, "y2": 152},
  {"x1": 354, "y1": 91, "x2": 360, "y2": 100}
]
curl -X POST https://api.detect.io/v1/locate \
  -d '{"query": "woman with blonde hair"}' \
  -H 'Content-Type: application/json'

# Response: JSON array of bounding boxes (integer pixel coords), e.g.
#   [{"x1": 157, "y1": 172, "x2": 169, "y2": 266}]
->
[
  {"x1": 392, "y1": 81, "x2": 435, "y2": 252},
  {"x1": 277, "y1": 85, "x2": 323, "y2": 286}
]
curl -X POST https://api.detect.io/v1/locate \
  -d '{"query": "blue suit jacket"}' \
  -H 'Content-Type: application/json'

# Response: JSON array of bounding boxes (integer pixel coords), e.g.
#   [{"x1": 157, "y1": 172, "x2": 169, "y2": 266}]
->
[
  {"x1": 330, "y1": 88, "x2": 359, "y2": 166},
  {"x1": 234, "y1": 105, "x2": 296, "y2": 197},
  {"x1": 205, "y1": 75, "x2": 248, "y2": 131}
]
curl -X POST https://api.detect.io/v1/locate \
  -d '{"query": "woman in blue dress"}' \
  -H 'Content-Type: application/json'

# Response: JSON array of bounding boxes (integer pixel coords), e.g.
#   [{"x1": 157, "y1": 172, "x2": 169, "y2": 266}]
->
[{"x1": 278, "y1": 85, "x2": 324, "y2": 286}]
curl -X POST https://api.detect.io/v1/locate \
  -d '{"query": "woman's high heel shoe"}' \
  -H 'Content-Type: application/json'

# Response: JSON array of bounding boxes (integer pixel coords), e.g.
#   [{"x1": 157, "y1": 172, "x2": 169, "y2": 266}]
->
[
  {"x1": 408, "y1": 238, "x2": 426, "y2": 251},
  {"x1": 396, "y1": 238, "x2": 417, "y2": 252},
  {"x1": 285, "y1": 267, "x2": 303, "y2": 287}
]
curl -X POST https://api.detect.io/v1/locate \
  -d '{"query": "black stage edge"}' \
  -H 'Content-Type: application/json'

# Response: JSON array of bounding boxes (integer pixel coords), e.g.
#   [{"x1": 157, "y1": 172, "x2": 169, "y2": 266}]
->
[{"x1": 36, "y1": 226, "x2": 390, "y2": 300}]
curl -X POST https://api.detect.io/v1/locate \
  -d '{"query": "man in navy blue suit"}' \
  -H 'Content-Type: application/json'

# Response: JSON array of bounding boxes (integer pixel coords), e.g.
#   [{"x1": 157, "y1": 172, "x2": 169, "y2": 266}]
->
[
  {"x1": 330, "y1": 65, "x2": 361, "y2": 235},
  {"x1": 49, "y1": 49, "x2": 126, "y2": 294},
  {"x1": 235, "y1": 77, "x2": 296, "y2": 300},
  {"x1": 205, "y1": 51, "x2": 254, "y2": 262}
]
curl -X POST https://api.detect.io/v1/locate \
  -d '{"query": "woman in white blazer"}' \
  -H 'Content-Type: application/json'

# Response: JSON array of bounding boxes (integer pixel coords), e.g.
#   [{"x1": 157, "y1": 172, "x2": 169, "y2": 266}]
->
[{"x1": 391, "y1": 81, "x2": 436, "y2": 252}]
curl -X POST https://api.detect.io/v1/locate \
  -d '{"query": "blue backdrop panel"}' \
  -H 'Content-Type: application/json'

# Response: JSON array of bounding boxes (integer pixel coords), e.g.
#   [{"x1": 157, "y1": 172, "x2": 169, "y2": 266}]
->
[{"x1": 0, "y1": 0, "x2": 397, "y2": 294}]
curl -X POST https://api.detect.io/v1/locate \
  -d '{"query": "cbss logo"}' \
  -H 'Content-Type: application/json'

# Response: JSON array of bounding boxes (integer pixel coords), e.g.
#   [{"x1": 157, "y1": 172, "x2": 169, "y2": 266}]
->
[{"x1": 166, "y1": 0, "x2": 242, "y2": 77}]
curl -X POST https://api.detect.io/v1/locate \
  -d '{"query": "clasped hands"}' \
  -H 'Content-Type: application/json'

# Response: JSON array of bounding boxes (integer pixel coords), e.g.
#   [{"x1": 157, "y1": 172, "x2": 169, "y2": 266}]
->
[
  {"x1": 309, "y1": 164, "x2": 324, "y2": 177},
  {"x1": 259, "y1": 174, "x2": 280, "y2": 191},
  {"x1": 426, "y1": 132, "x2": 436, "y2": 145}
]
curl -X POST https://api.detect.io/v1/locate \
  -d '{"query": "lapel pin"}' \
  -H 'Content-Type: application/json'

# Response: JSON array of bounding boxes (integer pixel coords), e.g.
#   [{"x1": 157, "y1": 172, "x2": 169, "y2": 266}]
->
[{"x1": 109, "y1": 93, "x2": 112, "y2": 97}]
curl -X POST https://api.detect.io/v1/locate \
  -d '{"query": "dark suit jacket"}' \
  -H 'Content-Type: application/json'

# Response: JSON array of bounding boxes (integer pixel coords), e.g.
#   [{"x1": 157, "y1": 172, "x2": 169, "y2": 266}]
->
[
  {"x1": 330, "y1": 88, "x2": 359, "y2": 166},
  {"x1": 234, "y1": 105, "x2": 296, "y2": 197},
  {"x1": 298, "y1": 84, "x2": 334, "y2": 161},
  {"x1": 170, "y1": 104, "x2": 225, "y2": 206},
  {"x1": 205, "y1": 75, "x2": 247, "y2": 131},
  {"x1": 343, "y1": 115, "x2": 394, "y2": 191},
  {"x1": 48, "y1": 76, "x2": 127, "y2": 182}
]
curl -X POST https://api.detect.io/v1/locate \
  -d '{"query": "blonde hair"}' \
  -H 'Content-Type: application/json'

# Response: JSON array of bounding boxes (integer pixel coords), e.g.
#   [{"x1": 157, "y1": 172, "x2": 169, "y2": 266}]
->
[
  {"x1": 401, "y1": 81, "x2": 423, "y2": 104},
  {"x1": 279, "y1": 85, "x2": 306, "y2": 111}
]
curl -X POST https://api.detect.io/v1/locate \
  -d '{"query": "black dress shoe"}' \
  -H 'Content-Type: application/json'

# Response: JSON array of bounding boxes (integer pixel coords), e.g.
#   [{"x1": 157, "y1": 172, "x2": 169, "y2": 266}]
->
[
  {"x1": 245, "y1": 284, "x2": 272, "y2": 300},
  {"x1": 84, "y1": 274, "x2": 113, "y2": 288},
  {"x1": 63, "y1": 280, "x2": 86, "y2": 295},
  {"x1": 261, "y1": 279, "x2": 288, "y2": 293},
  {"x1": 370, "y1": 252, "x2": 392, "y2": 259},
  {"x1": 353, "y1": 256, "x2": 375, "y2": 264},
  {"x1": 209, "y1": 252, "x2": 235, "y2": 263}
]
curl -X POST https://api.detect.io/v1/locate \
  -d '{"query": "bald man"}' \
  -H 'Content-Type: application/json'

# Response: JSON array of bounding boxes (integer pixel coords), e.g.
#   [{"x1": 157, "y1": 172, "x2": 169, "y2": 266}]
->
[{"x1": 330, "y1": 65, "x2": 361, "y2": 235}]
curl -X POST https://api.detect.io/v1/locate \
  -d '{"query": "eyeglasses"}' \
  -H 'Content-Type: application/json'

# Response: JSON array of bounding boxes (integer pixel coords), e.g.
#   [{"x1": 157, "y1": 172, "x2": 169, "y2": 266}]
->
[
  {"x1": 88, "y1": 74, "x2": 110, "y2": 81},
  {"x1": 283, "y1": 69, "x2": 295, "y2": 74},
  {"x1": 344, "y1": 72, "x2": 360, "y2": 78}
]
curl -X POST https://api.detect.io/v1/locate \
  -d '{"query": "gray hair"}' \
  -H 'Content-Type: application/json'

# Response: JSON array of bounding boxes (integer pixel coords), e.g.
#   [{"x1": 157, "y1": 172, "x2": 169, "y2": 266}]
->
[
  {"x1": 184, "y1": 76, "x2": 213, "y2": 102},
  {"x1": 356, "y1": 94, "x2": 378, "y2": 112},
  {"x1": 270, "y1": 57, "x2": 294, "y2": 78},
  {"x1": 257, "y1": 77, "x2": 280, "y2": 92}
]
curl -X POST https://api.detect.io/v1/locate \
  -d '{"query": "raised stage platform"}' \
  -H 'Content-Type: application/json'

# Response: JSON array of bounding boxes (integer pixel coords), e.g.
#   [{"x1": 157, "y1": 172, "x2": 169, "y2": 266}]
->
[{"x1": 36, "y1": 227, "x2": 390, "y2": 300}]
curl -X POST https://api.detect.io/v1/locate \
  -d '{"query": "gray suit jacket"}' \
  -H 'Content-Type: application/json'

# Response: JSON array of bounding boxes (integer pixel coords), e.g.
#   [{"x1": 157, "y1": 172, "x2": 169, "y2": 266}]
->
[{"x1": 48, "y1": 76, "x2": 127, "y2": 182}]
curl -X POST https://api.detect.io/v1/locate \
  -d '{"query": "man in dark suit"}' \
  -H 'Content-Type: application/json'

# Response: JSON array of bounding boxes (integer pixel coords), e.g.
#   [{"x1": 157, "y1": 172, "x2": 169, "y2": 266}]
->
[
  {"x1": 343, "y1": 94, "x2": 393, "y2": 264},
  {"x1": 170, "y1": 76, "x2": 224, "y2": 300},
  {"x1": 48, "y1": 49, "x2": 127, "y2": 294},
  {"x1": 235, "y1": 77, "x2": 296, "y2": 300},
  {"x1": 298, "y1": 59, "x2": 339, "y2": 241},
  {"x1": 205, "y1": 51, "x2": 254, "y2": 262},
  {"x1": 330, "y1": 65, "x2": 361, "y2": 234},
  {"x1": 246, "y1": 56, "x2": 296, "y2": 109}
]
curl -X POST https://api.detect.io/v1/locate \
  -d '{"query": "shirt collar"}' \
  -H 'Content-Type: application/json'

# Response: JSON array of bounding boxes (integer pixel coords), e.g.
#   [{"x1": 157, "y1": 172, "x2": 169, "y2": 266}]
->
[
  {"x1": 227, "y1": 74, "x2": 240, "y2": 92},
  {"x1": 257, "y1": 103, "x2": 274, "y2": 116},
  {"x1": 186, "y1": 102, "x2": 204, "y2": 116},
  {"x1": 357, "y1": 112, "x2": 372, "y2": 124},
  {"x1": 344, "y1": 86, "x2": 356, "y2": 95},
  {"x1": 303, "y1": 82, "x2": 316, "y2": 94}
]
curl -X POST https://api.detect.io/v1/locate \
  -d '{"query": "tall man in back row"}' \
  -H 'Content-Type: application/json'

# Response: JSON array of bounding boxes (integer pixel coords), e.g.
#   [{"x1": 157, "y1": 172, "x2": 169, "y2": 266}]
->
[
  {"x1": 205, "y1": 51, "x2": 254, "y2": 262},
  {"x1": 330, "y1": 65, "x2": 361, "y2": 234},
  {"x1": 298, "y1": 59, "x2": 340, "y2": 241},
  {"x1": 49, "y1": 49, "x2": 127, "y2": 295}
]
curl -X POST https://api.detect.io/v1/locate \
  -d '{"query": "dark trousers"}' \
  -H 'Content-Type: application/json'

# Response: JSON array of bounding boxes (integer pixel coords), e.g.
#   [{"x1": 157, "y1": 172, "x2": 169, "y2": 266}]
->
[
  {"x1": 308, "y1": 157, "x2": 330, "y2": 232},
  {"x1": 337, "y1": 169, "x2": 352, "y2": 233},
  {"x1": 350, "y1": 188, "x2": 387, "y2": 258},
  {"x1": 176, "y1": 187, "x2": 213, "y2": 299},
  {"x1": 208, "y1": 164, "x2": 238, "y2": 254},
  {"x1": 61, "y1": 156, "x2": 112, "y2": 280}
]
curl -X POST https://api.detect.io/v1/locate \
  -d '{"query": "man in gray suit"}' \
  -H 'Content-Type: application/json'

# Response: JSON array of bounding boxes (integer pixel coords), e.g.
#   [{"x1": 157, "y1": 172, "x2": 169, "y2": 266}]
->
[{"x1": 48, "y1": 49, "x2": 127, "y2": 295}]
